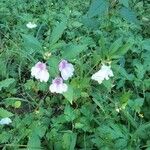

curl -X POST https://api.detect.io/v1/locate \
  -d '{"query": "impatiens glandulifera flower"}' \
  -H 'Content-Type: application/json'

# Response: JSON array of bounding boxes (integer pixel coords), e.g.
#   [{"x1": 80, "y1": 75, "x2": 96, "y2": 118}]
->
[
  {"x1": 31, "y1": 62, "x2": 49, "y2": 82},
  {"x1": 59, "y1": 60, "x2": 74, "y2": 80},
  {"x1": 26, "y1": 22, "x2": 37, "y2": 29},
  {"x1": 91, "y1": 64, "x2": 113, "y2": 84},
  {"x1": 0, "y1": 117, "x2": 12, "y2": 125},
  {"x1": 49, "y1": 77, "x2": 68, "y2": 94}
]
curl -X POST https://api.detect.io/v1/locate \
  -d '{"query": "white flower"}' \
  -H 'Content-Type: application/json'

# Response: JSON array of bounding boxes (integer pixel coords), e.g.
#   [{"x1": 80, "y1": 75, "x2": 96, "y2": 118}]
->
[
  {"x1": 49, "y1": 77, "x2": 68, "y2": 94},
  {"x1": 0, "y1": 117, "x2": 12, "y2": 125},
  {"x1": 59, "y1": 60, "x2": 74, "y2": 80},
  {"x1": 116, "y1": 108, "x2": 120, "y2": 112},
  {"x1": 26, "y1": 22, "x2": 37, "y2": 29},
  {"x1": 91, "y1": 64, "x2": 113, "y2": 84},
  {"x1": 31, "y1": 62, "x2": 49, "y2": 82}
]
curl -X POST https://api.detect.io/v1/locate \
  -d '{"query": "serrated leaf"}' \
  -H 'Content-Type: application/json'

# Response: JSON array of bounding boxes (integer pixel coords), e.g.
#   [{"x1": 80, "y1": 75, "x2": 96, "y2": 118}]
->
[
  {"x1": 109, "y1": 37, "x2": 123, "y2": 55},
  {"x1": 64, "y1": 105, "x2": 76, "y2": 122},
  {"x1": 87, "y1": 0, "x2": 108, "y2": 18},
  {"x1": 111, "y1": 39, "x2": 134, "y2": 59},
  {"x1": 0, "y1": 78, "x2": 15, "y2": 91},
  {"x1": 0, "y1": 108, "x2": 14, "y2": 118},
  {"x1": 128, "y1": 98, "x2": 144, "y2": 113},
  {"x1": 62, "y1": 44, "x2": 87, "y2": 60},
  {"x1": 50, "y1": 17, "x2": 67, "y2": 45},
  {"x1": 22, "y1": 34, "x2": 42, "y2": 54},
  {"x1": 120, "y1": 7, "x2": 139, "y2": 24}
]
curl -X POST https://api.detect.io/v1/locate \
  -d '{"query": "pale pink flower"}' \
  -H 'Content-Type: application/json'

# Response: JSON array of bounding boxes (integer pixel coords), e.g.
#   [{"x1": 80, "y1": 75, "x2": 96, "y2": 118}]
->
[
  {"x1": 91, "y1": 64, "x2": 113, "y2": 84},
  {"x1": 31, "y1": 62, "x2": 49, "y2": 82},
  {"x1": 49, "y1": 77, "x2": 68, "y2": 93},
  {"x1": 59, "y1": 60, "x2": 74, "y2": 80}
]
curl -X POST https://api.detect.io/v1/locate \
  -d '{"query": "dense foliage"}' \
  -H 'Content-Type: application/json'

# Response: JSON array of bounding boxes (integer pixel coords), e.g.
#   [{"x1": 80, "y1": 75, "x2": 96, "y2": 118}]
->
[{"x1": 0, "y1": 0, "x2": 150, "y2": 149}]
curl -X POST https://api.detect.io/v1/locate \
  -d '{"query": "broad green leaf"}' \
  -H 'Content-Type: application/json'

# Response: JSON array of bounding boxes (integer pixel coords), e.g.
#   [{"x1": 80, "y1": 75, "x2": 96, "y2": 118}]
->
[
  {"x1": 118, "y1": 40, "x2": 134, "y2": 55},
  {"x1": 132, "y1": 122, "x2": 150, "y2": 141},
  {"x1": 92, "y1": 98, "x2": 105, "y2": 112},
  {"x1": 82, "y1": 15, "x2": 100, "y2": 29},
  {"x1": 50, "y1": 41, "x2": 66, "y2": 52},
  {"x1": 62, "y1": 131, "x2": 77, "y2": 150},
  {"x1": 0, "y1": 108, "x2": 14, "y2": 118},
  {"x1": 119, "y1": 0, "x2": 129, "y2": 7},
  {"x1": 0, "y1": 78, "x2": 15, "y2": 91},
  {"x1": 22, "y1": 34, "x2": 42, "y2": 54},
  {"x1": 142, "y1": 39, "x2": 150, "y2": 51},
  {"x1": 87, "y1": 0, "x2": 108, "y2": 17},
  {"x1": 27, "y1": 133, "x2": 41, "y2": 150},
  {"x1": 119, "y1": 7, "x2": 139, "y2": 24},
  {"x1": 111, "y1": 39, "x2": 134, "y2": 59},
  {"x1": 62, "y1": 44, "x2": 87, "y2": 60},
  {"x1": 109, "y1": 37, "x2": 123, "y2": 54},
  {"x1": 50, "y1": 17, "x2": 67, "y2": 45}
]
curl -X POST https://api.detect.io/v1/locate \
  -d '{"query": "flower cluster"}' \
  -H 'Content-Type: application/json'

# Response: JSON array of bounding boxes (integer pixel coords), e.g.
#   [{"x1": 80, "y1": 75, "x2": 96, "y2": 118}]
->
[
  {"x1": 31, "y1": 60, "x2": 74, "y2": 94},
  {"x1": 31, "y1": 57, "x2": 114, "y2": 94}
]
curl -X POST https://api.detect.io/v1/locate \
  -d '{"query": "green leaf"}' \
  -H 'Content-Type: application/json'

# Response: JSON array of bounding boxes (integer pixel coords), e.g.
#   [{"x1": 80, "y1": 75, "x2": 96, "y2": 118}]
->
[
  {"x1": 142, "y1": 39, "x2": 150, "y2": 51},
  {"x1": 22, "y1": 34, "x2": 42, "y2": 54},
  {"x1": 14, "y1": 101, "x2": 21, "y2": 108},
  {"x1": 87, "y1": 0, "x2": 108, "y2": 18},
  {"x1": 92, "y1": 98, "x2": 105, "y2": 112},
  {"x1": 64, "y1": 105, "x2": 76, "y2": 122},
  {"x1": 63, "y1": 85, "x2": 74, "y2": 104},
  {"x1": 128, "y1": 98, "x2": 144, "y2": 113},
  {"x1": 62, "y1": 131, "x2": 77, "y2": 150},
  {"x1": 47, "y1": 57, "x2": 59, "y2": 77},
  {"x1": 27, "y1": 133, "x2": 41, "y2": 150},
  {"x1": 50, "y1": 17, "x2": 67, "y2": 45},
  {"x1": 62, "y1": 44, "x2": 87, "y2": 60},
  {"x1": 0, "y1": 108, "x2": 14, "y2": 118},
  {"x1": 119, "y1": 7, "x2": 139, "y2": 24},
  {"x1": 119, "y1": 0, "x2": 129, "y2": 7},
  {"x1": 0, "y1": 78, "x2": 15, "y2": 91},
  {"x1": 82, "y1": 15, "x2": 100, "y2": 29},
  {"x1": 111, "y1": 39, "x2": 134, "y2": 59},
  {"x1": 109, "y1": 37, "x2": 123, "y2": 55}
]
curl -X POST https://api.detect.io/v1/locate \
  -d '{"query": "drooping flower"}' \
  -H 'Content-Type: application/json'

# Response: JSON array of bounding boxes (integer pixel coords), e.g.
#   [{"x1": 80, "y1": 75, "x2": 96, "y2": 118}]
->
[
  {"x1": 26, "y1": 22, "x2": 37, "y2": 29},
  {"x1": 59, "y1": 60, "x2": 74, "y2": 80},
  {"x1": 31, "y1": 62, "x2": 49, "y2": 82},
  {"x1": 49, "y1": 77, "x2": 68, "y2": 93},
  {"x1": 0, "y1": 117, "x2": 12, "y2": 125},
  {"x1": 91, "y1": 64, "x2": 113, "y2": 84}
]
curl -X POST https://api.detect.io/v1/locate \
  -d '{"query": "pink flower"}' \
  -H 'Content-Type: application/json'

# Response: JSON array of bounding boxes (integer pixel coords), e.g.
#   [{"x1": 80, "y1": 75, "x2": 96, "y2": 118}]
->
[
  {"x1": 31, "y1": 62, "x2": 49, "y2": 82},
  {"x1": 59, "y1": 60, "x2": 74, "y2": 80},
  {"x1": 49, "y1": 77, "x2": 68, "y2": 93}
]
